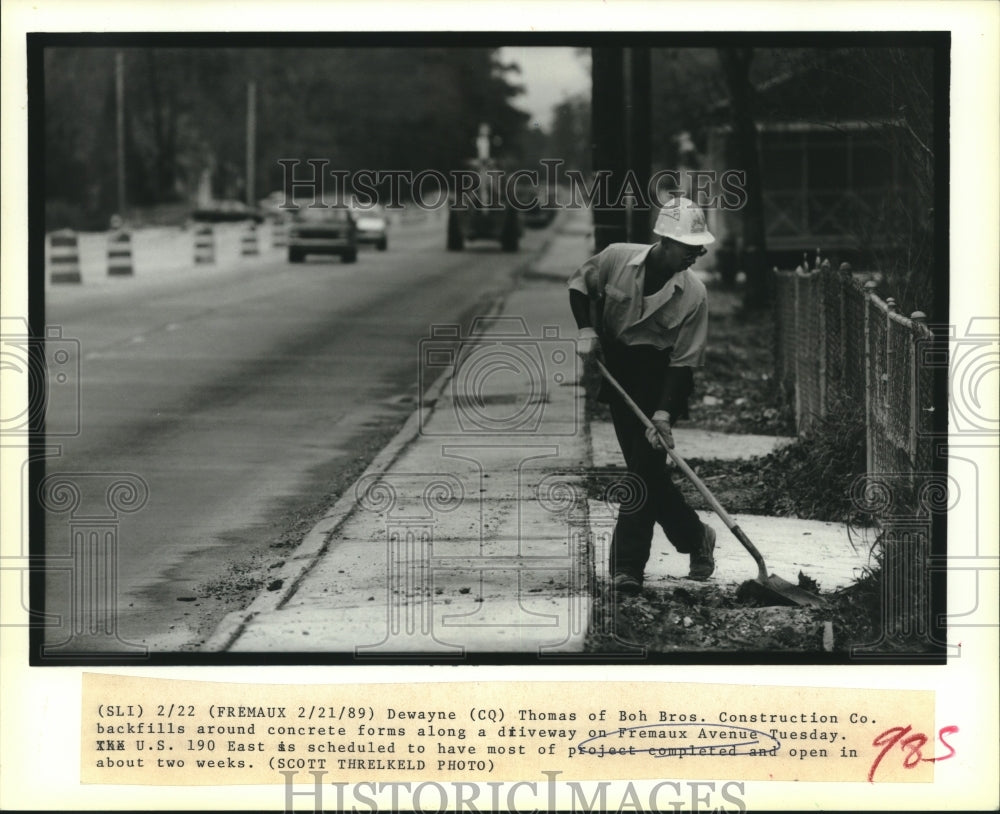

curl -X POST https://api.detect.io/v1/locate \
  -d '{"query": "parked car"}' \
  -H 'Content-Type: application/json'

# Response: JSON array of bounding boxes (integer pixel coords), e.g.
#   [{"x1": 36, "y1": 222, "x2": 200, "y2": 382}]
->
[
  {"x1": 351, "y1": 203, "x2": 389, "y2": 250},
  {"x1": 287, "y1": 206, "x2": 358, "y2": 263}
]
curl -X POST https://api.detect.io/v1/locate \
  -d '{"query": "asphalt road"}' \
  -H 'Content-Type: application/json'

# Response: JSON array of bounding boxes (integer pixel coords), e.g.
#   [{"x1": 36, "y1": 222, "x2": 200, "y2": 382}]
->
[{"x1": 40, "y1": 215, "x2": 553, "y2": 654}]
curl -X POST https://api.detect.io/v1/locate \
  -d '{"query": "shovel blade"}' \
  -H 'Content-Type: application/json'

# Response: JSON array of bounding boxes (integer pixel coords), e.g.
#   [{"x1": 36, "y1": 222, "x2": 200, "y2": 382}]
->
[
  {"x1": 766, "y1": 574, "x2": 826, "y2": 607},
  {"x1": 738, "y1": 575, "x2": 826, "y2": 608}
]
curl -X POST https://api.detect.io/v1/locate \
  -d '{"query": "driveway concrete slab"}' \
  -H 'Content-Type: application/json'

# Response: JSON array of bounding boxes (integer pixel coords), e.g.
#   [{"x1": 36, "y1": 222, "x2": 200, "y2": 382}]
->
[
  {"x1": 588, "y1": 501, "x2": 868, "y2": 593},
  {"x1": 590, "y1": 420, "x2": 795, "y2": 468}
]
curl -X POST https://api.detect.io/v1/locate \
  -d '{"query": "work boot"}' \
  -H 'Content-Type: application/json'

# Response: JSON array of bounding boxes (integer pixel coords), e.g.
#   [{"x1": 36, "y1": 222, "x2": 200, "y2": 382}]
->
[
  {"x1": 688, "y1": 524, "x2": 716, "y2": 580},
  {"x1": 612, "y1": 572, "x2": 642, "y2": 597}
]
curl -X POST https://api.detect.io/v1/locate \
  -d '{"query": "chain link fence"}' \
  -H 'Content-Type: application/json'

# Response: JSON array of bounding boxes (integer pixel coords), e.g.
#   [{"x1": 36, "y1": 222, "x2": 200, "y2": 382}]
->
[{"x1": 773, "y1": 261, "x2": 935, "y2": 515}]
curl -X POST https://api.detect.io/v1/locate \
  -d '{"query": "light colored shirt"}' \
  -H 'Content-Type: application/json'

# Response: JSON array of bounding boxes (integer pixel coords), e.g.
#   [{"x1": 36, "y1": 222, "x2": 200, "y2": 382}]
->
[{"x1": 568, "y1": 243, "x2": 708, "y2": 367}]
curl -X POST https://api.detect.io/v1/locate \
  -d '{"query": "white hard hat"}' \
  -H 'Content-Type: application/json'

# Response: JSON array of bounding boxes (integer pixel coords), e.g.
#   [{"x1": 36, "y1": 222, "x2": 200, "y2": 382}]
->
[{"x1": 653, "y1": 197, "x2": 715, "y2": 246}]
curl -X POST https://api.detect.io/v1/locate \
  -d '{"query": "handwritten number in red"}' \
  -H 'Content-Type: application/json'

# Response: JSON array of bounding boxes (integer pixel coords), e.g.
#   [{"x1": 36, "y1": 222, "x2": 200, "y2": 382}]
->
[{"x1": 868, "y1": 724, "x2": 959, "y2": 782}]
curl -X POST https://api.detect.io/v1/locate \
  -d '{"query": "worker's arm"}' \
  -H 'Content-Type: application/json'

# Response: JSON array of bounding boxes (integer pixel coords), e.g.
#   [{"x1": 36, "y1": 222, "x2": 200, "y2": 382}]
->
[
  {"x1": 571, "y1": 290, "x2": 599, "y2": 359},
  {"x1": 654, "y1": 369, "x2": 694, "y2": 420},
  {"x1": 655, "y1": 295, "x2": 707, "y2": 419},
  {"x1": 568, "y1": 251, "x2": 607, "y2": 357},
  {"x1": 569, "y1": 289, "x2": 592, "y2": 330}
]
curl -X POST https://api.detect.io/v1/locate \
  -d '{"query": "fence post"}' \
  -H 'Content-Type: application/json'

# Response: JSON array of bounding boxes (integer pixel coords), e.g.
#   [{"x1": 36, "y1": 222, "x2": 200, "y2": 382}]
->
[
  {"x1": 817, "y1": 259, "x2": 828, "y2": 418},
  {"x1": 863, "y1": 281, "x2": 878, "y2": 476},
  {"x1": 771, "y1": 266, "x2": 779, "y2": 404},
  {"x1": 793, "y1": 265, "x2": 803, "y2": 434},
  {"x1": 838, "y1": 264, "x2": 851, "y2": 389},
  {"x1": 909, "y1": 311, "x2": 927, "y2": 473},
  {"x1": 885, "y1": 298, "x2": 897, "y2": 427}
]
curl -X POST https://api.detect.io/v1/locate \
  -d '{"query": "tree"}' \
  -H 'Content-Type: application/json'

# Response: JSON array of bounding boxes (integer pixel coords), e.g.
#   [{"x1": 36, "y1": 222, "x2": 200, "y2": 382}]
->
[
  {"x1": 549, "y1": 94, "x2": 591, "y2": 173},
  {"x1": 851, "y1": 47, "x2": 936, "y2": 315},
  {"x1": 649, "y1": 49, "x2": 727, "y2": 168},
  {"x1": 43, "y1": 45, "x2": 531, "y2": 226},
  {"x1": 44, "y1": 49, "x2": 116, "y2": 227},
  {"x1": 745, "y1": 46, "x2": 938, "y2": 315}
]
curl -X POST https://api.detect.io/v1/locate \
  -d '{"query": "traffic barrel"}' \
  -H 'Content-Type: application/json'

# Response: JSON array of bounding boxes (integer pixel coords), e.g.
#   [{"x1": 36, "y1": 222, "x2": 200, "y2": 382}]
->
[
  {"x1": 240, "y1": 222, "x2": 259, "y2": 257},
  {"x1": 271, "y1": 219, "x2": 288, "y2": 248},
  {"x1": 193, "y1": 225, "x2": 215, "y2": 264},
  {"x1": 107, "y1": 229, "x2": 134, "y2": 276},
  {"x1": 49, "y1": 230, "x2": 82, "y2": 284}
]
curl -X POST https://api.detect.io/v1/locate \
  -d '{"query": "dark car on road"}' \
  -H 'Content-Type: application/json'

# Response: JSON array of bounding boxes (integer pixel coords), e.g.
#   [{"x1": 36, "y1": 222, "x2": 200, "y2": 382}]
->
[
  {"x1": 288, "y1": 206, "x2": 358, "y2": 263},
  {"x1": 522, "y1": 183, "x2": 558, "y2": 229},
  {"x1": 446, "y1": 158, "x2": 521, "y2": 253}
]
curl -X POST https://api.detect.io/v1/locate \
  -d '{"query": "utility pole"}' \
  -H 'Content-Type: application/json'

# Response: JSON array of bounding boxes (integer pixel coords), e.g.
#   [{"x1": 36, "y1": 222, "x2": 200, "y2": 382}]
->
[
  {"x1": 719, "y1": 48, "x2": 769, "y2": 309},
  {"x1": 591, "y1": 47, "x2": 651, "y2": 251},
  {"x1": 591, "y1": 48, "x2": 626, "y2": 251},
  {"x1": 246, "y1": 80, "x2": 257, "y2": 207},
  {"x1": 115, "y1": 51, "x2": 126, "y2": 219},
  {"x1": 625, "y1": 47, "x2": 651, "y2": 245}
]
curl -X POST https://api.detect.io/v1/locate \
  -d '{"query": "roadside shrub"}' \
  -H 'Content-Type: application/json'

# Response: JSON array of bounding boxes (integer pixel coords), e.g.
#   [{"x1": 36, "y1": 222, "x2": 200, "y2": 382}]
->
[
  {"x1": 45, "y1": 200, "x2": 108, "y2": 232},
  {"x1": 762, "y1": 395, "x2": 867, "y2": 524}
]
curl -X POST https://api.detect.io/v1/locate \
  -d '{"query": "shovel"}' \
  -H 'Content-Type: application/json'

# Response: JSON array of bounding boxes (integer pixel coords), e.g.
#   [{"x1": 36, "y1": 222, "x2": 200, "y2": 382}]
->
[{"x1": 595, "y1": 359, "x2": 824, "y2": 608}]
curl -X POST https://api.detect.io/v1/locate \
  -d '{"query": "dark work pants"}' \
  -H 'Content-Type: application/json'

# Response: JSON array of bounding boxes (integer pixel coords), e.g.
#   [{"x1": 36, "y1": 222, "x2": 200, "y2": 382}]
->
[{"x1": 603, "y1": 353, "x2": 705, "y2": 580}]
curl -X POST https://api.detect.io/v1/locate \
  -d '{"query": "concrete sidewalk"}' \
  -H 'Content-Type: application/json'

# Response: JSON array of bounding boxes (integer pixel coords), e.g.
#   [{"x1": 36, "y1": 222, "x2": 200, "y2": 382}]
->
[
  {"x1": 214, "y1": 211, "x2": 595, "y2": 655},
  {"x1": 211, "y1": 210, "x2": 865, "y2": 656}
]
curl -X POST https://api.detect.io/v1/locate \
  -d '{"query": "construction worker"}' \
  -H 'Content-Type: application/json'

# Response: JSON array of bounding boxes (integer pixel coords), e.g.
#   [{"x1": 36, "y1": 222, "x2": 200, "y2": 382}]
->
[{"x1": 569, "y1": 197, "x2": 716, "y2": 596}]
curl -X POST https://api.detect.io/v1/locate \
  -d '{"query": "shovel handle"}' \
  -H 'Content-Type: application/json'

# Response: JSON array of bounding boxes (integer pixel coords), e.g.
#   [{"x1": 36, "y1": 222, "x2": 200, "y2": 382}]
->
[{"x1": 595, "y1": 359, "x2": 770, "y2": 581}]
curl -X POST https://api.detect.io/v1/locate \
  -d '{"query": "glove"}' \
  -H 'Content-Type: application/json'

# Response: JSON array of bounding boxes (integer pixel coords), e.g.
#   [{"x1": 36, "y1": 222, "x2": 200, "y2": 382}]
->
[
  {"x1": 575, "y1": 326, "x2": 599, "y2": 360},
  {"x1": 645, "y1": 410, "x2": 674, "y2": 450}
]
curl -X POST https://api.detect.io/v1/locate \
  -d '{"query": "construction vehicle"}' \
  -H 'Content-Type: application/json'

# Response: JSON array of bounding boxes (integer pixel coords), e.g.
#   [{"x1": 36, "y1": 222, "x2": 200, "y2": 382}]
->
[{"x1": 446, "y1": 124, "x2": 521, "y2": 253}]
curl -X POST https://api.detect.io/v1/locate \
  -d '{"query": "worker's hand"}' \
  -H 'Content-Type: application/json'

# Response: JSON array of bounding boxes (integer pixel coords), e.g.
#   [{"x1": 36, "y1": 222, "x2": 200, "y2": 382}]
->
[
  {"x1": 645, "y1": 410, "x2": 674, "y2": 450},
  {"x1": 575, "y1": 327, "x2": 600, "y2": 361}
]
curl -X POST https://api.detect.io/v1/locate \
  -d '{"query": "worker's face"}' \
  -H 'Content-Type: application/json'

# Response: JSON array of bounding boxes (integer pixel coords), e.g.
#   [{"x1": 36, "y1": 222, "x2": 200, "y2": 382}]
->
[{"x1": 659, "y1": 238, "x2": 707, "y2": 272}]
